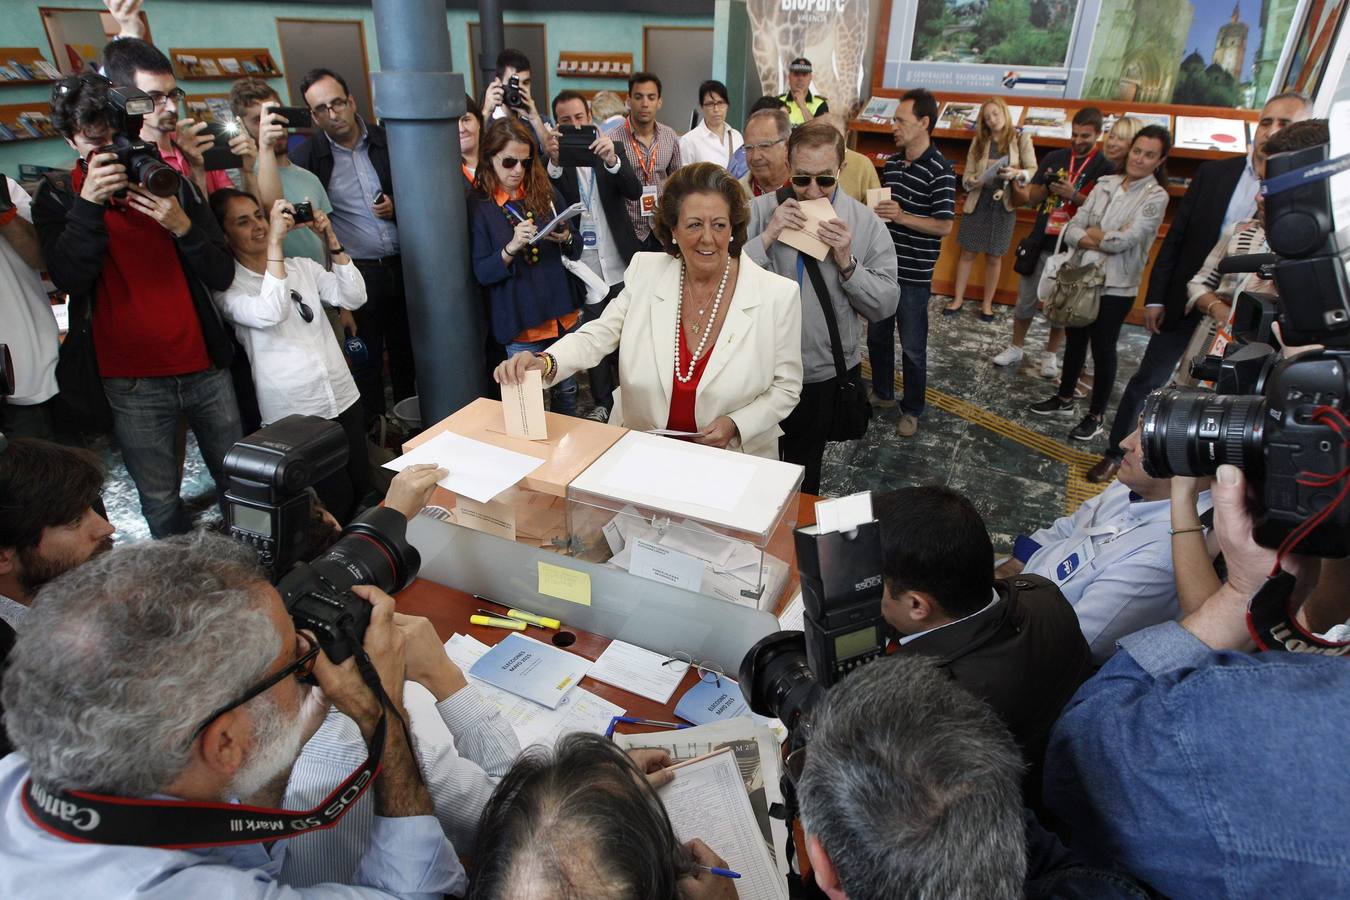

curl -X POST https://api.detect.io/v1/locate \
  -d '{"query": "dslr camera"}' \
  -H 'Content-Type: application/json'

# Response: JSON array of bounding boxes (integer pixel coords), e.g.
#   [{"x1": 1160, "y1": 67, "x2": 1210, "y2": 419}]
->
[
  {"x1": 739, "y1": 517, "x2": 888, "y2": 763},
  {"x1": 1142, "y1": 141, "x2": 1350, "y2": 558},
  {"x1": 67, "y1": 71, "x2": 180, "y2": 198},
  {"x1": 225, "y1": 416, "x2": 420, "y2": 662}
]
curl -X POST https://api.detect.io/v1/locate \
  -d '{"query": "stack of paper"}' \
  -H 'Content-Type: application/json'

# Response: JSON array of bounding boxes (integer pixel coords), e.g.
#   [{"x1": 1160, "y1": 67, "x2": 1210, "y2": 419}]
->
[
  {"x1": 602, "y1": 509, "x2": 788, "y2": 610},
  {"x1": 403, "y1": 633, "x2": 624, "y2": 751}
]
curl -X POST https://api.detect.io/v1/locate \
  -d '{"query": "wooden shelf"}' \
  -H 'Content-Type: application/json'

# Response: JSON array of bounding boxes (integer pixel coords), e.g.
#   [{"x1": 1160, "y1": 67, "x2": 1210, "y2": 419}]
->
[
  {"x1": 556, "y1": 51, "x2": 633, "y2": 79},
  {"x1": 184, "y1": 93, "x2": 234, "y2": 125},
  {"x1": 0, "y1": 103, "x2": 60, "y2": 142},
  {"x1": 0, "y1": 47, "x2": 60, "y2": 85},
  {"x1": 171, "y1": 47, "x2": 281, "y2": 81}
]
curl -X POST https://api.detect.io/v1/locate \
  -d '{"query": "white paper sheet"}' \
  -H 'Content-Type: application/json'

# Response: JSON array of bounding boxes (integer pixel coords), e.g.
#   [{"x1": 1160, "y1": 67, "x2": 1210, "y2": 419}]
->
[
  {"x1": 628, "y1": 539, "x2": 706, "y2": 592},
  {"x1": 383, "y1": 430, "x2": 545, "y2": 504},
  {"x1": 657, "y1": 748, "x2": 788, "y2": 900},
  {"x1": 598, "y1": 441, "x2": 754, "y2": 513},
  {"x1": 586, "y1": 639, "x2": 685, "y2": 704}
]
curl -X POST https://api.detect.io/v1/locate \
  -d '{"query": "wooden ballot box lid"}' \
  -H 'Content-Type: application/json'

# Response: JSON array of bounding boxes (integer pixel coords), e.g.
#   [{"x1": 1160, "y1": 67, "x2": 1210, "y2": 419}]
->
[{"x1": 404, "y1": 398, "x2": 628, "y2": 499}]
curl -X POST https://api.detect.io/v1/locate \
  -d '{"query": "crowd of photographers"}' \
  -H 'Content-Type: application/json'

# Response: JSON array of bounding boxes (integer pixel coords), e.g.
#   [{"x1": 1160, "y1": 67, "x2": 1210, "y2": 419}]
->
[{"x1": 1, "y1": 6, "x2": 1349, "y2": 898}]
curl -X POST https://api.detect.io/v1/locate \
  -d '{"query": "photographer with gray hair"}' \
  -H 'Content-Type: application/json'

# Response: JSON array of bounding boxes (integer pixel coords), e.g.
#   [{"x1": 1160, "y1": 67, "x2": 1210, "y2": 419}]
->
[
  {"x1": 0, "y1": 532, "x2": 466, "y2": 897},
  {"x1": 797, "y1": 653, "x2": 1149, "y2": 900}
]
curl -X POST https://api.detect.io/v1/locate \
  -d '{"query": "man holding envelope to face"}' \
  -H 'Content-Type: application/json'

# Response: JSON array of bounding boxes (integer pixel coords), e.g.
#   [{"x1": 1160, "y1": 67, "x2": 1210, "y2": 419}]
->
[{"x1": 744, "y1": 120, "x2": 899, "y2": 493}]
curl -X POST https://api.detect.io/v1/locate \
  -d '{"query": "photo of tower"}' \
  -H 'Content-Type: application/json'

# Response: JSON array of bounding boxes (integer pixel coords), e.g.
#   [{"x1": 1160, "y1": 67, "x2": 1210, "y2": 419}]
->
[{"x1": 1081, "y1": 0, "x2": 1293, "y2": 108}]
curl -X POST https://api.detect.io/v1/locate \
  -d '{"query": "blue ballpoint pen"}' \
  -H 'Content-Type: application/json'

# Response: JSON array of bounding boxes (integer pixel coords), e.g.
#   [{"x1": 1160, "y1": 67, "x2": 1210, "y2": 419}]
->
[{"x1": 697, "y1": 864, "x2": 741, "y2": 879}]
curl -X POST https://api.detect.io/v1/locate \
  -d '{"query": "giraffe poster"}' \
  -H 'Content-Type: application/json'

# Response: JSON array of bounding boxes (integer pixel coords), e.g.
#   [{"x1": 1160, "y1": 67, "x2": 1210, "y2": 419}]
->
[{"x1": 746, "y1": 0, "x2": 872, "y2": 117}]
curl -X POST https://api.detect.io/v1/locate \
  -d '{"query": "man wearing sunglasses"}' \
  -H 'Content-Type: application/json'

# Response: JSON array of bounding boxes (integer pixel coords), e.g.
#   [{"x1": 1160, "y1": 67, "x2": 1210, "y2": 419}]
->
[
  {"x1": 0, "y1": 532, "x2": 475, "y2": 896},
  {"x1": 744, "y1": 119, "x2": 898, "y2": 493},
  {"x1": 102, "y1": 38, "x2": 251, "y2": 199}
]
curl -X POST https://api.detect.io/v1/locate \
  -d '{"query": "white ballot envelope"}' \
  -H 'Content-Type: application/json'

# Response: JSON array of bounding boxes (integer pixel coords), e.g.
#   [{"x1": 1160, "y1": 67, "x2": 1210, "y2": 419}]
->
[
  {"x1": 777, "y1": 196, "x2": 834, "y2": 261},
  {"x1": 501, "y1": 368, "x2": 547, "y2": 440}
]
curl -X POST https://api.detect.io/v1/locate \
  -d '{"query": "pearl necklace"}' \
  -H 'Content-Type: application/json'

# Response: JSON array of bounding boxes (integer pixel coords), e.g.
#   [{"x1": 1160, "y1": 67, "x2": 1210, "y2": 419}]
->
[{"x1": 674, "y1": 256, "x2": 731, "y2": 384}]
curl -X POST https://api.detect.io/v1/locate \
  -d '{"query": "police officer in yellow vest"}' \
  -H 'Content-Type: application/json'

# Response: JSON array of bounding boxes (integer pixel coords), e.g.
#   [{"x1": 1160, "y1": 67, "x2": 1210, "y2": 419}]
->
[{"x1": 779, "y1": 57, "x2": 829, "y2": 127}]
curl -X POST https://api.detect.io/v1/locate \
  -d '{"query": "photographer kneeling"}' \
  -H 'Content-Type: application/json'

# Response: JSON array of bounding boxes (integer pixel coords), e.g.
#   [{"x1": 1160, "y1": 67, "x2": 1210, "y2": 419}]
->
[
  {"x1": 0, "y1": 532, "x2": 463, "y2": 896},
  {"x1": 211, "y1": 191, "x2": 370, "y2": 522},
  {"x1": 876, "y1": 487, "x2": 1093, "y2": 800}
]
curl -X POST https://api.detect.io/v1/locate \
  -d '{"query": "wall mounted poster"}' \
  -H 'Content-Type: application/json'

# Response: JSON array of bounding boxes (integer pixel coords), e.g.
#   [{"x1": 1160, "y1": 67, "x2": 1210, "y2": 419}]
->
[
  {"x1": 746, "y1": 0, "x2": 870, "y2": 119},
  {"x1": 881, "y1": 0, "x2": 1317, "y2": 110}
]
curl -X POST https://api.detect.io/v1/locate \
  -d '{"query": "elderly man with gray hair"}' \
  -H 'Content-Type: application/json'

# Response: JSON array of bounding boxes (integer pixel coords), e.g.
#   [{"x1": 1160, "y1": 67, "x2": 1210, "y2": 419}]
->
[
  {"x1": 797, "y1": 653, "x2": 1150, "y2": 900},
  {"x1": 745, "y1": 118, "x2": 898, "y2": 492},
  {"x1": 740, "y1": 106, "x2": 792, "y2": 198},
  {"x1": 0, "y1": 532, "x2": 474, "y2": 898}
]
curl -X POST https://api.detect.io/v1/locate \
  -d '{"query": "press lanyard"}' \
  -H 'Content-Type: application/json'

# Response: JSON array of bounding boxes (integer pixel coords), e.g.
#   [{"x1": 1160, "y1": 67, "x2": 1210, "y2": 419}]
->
[
  {"x1": 577, "y1": 168, "x2": 598, "y2": 214},
  {"x1": 626, "y1": 119, "x2": 659, "y2": 182},
  {"x1": 1065, "y1": 147, "x2": 1097, "y2": 187}
]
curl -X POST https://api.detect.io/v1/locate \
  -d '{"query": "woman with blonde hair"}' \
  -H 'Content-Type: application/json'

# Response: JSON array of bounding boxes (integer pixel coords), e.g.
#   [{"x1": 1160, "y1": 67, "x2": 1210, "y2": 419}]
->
[{"x1": 946, "y1": 97, "x2": 1036, "y2": 321}]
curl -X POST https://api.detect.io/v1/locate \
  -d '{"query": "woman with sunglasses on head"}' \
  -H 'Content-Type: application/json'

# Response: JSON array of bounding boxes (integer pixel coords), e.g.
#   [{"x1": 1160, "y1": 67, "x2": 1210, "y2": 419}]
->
[
  {"x1": 471, "y1": 118, "x2": 585, "y2": 416},
  {"x1": 209, "y1": 189, "x2": 370, "y2": 521}
]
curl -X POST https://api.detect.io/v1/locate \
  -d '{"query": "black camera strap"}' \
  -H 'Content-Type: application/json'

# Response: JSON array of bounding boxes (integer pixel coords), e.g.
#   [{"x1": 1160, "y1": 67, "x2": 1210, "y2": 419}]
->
[
  {"x1": 1248, "y1": 570, "x2": 1350, "y2": 656},
  {"x1": 20, "y1": 642, "x2": 405, "y2": 849}
]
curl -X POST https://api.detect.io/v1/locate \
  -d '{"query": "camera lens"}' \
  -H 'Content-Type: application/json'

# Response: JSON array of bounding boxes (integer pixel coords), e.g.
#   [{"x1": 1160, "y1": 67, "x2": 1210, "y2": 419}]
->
[
  {"x1": 739, "y1": 631, "x2": 824, "y2": 735},
  {"x1": 128, "y1": 152, "x2": 181, "y2": 197},
  {"x1": 307, "y1": 506, "x2": 421, "y2": 597},
  {"x1": 1141, "y1": 387, "x2": 1266, "y2": 478}
]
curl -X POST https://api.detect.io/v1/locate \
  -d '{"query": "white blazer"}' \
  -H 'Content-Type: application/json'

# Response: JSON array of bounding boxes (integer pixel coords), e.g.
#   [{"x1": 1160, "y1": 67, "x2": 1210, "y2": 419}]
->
[{"x1": 548, "y1": 252, "x2": 803, "y2": 458}]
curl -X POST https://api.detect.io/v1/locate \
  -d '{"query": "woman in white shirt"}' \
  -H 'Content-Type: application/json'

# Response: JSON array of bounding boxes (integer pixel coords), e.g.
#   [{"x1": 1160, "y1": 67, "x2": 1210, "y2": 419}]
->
[
  {"x1": 678, "y1": 80, "x2": 744, "y2": 170},
  {"x1": 210, "y1": 190, "x2": 370, "y2": 520}
]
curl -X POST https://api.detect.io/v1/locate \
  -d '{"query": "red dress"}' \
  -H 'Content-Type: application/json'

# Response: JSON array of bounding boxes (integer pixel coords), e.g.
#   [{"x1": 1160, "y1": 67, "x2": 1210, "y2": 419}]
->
[{"x1": 667, "y1": 325, "x2": 713, "y2": 433}]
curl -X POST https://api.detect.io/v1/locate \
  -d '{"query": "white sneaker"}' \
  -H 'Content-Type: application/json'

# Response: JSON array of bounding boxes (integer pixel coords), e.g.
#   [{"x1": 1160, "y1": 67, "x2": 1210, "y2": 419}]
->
[
  {"x1": 992, "y1": 345, "x2": 1024, "y2": 367},
  {"x1": 1040, "y1": 351, "x2": 1060, "y2": 379}
]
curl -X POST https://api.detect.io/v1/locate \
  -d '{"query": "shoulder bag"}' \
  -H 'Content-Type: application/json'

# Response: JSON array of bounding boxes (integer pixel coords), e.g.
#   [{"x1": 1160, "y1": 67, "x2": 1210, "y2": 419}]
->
[{"x1": 801, "y1": 254, "x2": 870, "y2": 442}]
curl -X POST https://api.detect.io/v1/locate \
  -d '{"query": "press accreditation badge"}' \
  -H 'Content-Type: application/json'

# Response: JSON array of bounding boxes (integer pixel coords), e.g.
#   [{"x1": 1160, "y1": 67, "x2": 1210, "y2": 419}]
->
[
  {"x1": 1046, "y1": 205, "x2": 1071, "y2": 235},
  {"x1": 640, "y1": 184, "x2": 659, "y2": 217},
  {"x1": 1052, "y1": 536, "x2": 1096, "y2": 585}
]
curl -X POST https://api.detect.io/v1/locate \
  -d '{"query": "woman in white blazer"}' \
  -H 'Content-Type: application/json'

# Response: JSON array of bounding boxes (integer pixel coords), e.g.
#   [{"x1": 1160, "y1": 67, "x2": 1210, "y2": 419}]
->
[{"x1": 496, "y1": 162, "x2": 802, "y2": 459}]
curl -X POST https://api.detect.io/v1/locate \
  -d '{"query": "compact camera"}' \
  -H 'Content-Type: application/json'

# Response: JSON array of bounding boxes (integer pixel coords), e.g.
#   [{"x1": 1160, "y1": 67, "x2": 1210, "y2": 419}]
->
[
  {"x1": 504, "y1": 74, "x2": 527, "y2": 110},
  {"x1": 291, "y1": 200, "x2": 315, "y2": 224},
  {"x1": 224, "y1": 416, "x2": 421, "y2": 662},
  {"x1": 68, "y1": 72, "x2": 180, "y2": 198},
  {"x1": 1142, "y1": 141, "x2": 1350, "y2": 558}
]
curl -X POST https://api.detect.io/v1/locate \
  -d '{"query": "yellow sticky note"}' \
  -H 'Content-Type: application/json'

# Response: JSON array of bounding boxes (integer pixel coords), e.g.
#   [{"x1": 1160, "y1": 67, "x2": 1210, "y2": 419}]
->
[{"x1": 537, "y1": 560, "x2": 591, "y2": 606}]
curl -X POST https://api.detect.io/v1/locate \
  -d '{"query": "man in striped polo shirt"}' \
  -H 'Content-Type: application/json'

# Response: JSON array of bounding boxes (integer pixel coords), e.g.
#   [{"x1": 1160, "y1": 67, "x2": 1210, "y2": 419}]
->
[{"x1": 867, "y1": 88, "x2": 955, "y2": 437}]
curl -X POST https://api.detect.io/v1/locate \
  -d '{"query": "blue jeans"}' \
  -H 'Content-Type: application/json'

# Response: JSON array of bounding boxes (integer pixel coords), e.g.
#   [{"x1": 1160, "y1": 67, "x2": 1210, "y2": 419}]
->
[
  {"x1": 506, "y1": 333, "x2": 579, "y2": 416},
  {"x1": 103, "y1": 368, "x2": 243, "y2": 537},
  {"x1": 866, "y1": 282, "x2": 930, "y2": 417}
]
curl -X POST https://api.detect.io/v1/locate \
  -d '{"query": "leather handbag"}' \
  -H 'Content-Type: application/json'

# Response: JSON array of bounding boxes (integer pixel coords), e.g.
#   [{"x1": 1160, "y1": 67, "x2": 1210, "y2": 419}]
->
[
  {"x1": 1042, "y1": 255, "x2": 1105, "y2": 328},
  {"x1": 801, "y1": 253, "x2": 870, "y2": 442}
]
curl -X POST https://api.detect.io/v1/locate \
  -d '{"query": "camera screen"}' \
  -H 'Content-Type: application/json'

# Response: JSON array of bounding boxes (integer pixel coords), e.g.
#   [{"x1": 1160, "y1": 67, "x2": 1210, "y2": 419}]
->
[
  {"x1": 834, "y1": 625, "x2": 878, "y2": 660},
  {"x1": 231, "y1": 504, "x2": 274, "y2": 537}
]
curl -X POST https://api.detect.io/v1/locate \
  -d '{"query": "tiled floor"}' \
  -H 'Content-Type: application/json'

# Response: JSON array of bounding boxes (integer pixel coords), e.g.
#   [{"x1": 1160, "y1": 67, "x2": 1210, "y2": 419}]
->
[{"x1": 95, "y1": 295, "x2": 1150, "y2": 552}]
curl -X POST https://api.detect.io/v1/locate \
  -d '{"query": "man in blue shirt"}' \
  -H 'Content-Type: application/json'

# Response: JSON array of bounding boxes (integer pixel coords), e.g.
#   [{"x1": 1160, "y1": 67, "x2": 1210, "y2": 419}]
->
[
  {"x1": 0, "y1": 533, "x2": 461, "y2": 898},
  {"x1": 1044, "y1": 464, "x2": 1350, "y2": 896},
  {"x1": 292, "y1": 68, "x2": 414, "y2": 423},
  {"x1": 998, "y1": 424, "x2": 1213, "y2": 663}
]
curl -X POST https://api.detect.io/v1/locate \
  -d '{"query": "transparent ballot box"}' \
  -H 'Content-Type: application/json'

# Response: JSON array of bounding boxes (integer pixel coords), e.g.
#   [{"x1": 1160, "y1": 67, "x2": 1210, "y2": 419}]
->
[
  {"x1": 565, "y1": 431, "x2": 804, "y2": 610},
  {"x1": 402, "y1": 398, "x2": 626, "y2": 555}
]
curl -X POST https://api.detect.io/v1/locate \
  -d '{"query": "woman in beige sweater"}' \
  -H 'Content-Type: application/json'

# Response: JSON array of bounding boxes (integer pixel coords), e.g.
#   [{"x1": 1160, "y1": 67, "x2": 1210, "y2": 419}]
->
[{"x1": 946, "y1": 97, "x2": 1036, "y2": 321}]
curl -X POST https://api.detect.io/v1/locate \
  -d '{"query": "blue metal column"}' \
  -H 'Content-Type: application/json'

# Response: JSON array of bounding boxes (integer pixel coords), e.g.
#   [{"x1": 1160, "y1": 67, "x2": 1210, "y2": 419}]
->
[{"x1": 371, "y1": 0, "x2": 484, "y2": 422}]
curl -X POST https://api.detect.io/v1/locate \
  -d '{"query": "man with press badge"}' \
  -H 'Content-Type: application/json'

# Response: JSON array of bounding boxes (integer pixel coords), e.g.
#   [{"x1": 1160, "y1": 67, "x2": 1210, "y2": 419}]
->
[{"x1": 997, "y1": 425, "x2": 1214, "y2": 664}]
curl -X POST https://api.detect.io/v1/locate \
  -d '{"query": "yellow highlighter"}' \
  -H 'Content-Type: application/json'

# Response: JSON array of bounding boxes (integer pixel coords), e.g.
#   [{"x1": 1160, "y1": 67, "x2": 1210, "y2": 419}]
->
[
  {"x1": 505, "y1": 609, "x2": 562, "y2": 630},
  {"x1": 469, "y1": 614, "x2": 526, "y2": 631}
]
